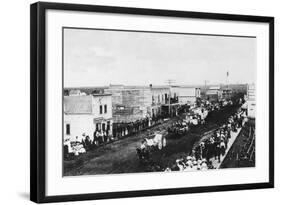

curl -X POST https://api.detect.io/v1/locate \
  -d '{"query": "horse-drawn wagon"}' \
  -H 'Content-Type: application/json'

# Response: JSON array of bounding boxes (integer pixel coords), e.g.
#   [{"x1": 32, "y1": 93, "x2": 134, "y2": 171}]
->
[
  {"x1": 167, "y1": 121, "x2": 189, "y2": 137},
  {"x1": 136, "y1": 131, "x2": 167, "y2": 163}
]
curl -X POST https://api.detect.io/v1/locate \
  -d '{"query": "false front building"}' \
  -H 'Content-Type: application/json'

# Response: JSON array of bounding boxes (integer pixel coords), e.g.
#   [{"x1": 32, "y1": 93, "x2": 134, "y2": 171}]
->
[
  {"x1": 176, "y1": 86, "x2": 201, "y2": 105},
  {"x1": 247, "y1": 84, "x2": 255, "y2": 118},
  {"x1": 205, "y1": 86, "x2": 222, "y2": 102},
  {"x1": 63, "y1": 94, "x2": 113, "y2": 142},
  {"x1": 150, "y1": 85, "x2": 170, "y2": 118},
  {"x1": 105, "y1": 85, "x2": 152, "y2": 123},
  {"x1": 105, "y1": 85, "x2": 172, "y2": 122}
]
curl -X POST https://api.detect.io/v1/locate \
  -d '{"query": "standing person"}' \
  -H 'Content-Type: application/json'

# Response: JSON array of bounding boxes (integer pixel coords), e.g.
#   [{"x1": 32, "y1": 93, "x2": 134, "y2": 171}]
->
[
  {"x1": 106, "y1": 129, "x2": 110, "y2": 142},
  {"x1": 75, "y1": 136, "x2": 79, "y2": 144},
  {"x1": 81, "y1": 133, "x2": 87, "y2": 149},
  {"x1": 112, "y1": 124, "x2": 116, "y2": 139},
  {"x1": 194, "y1": 146, "x2": 201, "y2": 161},
  {"x1": 214, "y1": 135, "x2": 221, "y2": 163},
  {"x1": 84, "y1": 136, "x2": 91, "y2": 151},
  {"x1": 93, "y1": 131, "x2": 97, "y2": 146},
  {"x1": 125, "y1": 124, "x2": 128, "y2": 136},
  {"x1": 238, "y1": 115, "x2": 242, "y2": 128},
  {"x1": 201, "y1": 159, "x2": 208, "y2": 171},
  {"x1": 199, "y1": 142, "x2": 205, "y2": 159},
  {"x1": 96, "y1": 131, "x2": 101, "y2": 146},
  {"x1": 64, "y1": 138, "x2": 71, "y2": 159},
  {"x1": 121, "y1": 124, "x2": 124, "y2": 137},
  {"x1": 81, "y1": 137, "x2": 86, "y2": 149},
  {"x1": 202, "y1": 139, "x2": 211, "y2": 160},
  {"x1": 116, "y1": 124, "x2": 120, "y2": 138},
  {"x1": 103, "y1": 130, "x2": 107, "y2": 143},
  {"x1": 137, "y1": 120, "x2": 141, "y2": 132},
  {"x1": 100, "y1": 130, "x2": 104, "y2": 144},
  {"x1": 224, "y1": 131, "x2": 229, "y2": 149},
  {"x1": 220, "y1": 139, "x2": 226, "y2": 156},
  {"x1": 220, "y1": 131, "x2": 225, "y2": 143},
  {"x1": 209, "y1": 137, "x2": 215, "y2": 160},
  {"x1": 93, "y1": 130, "x2": 99, "y2": 146}
]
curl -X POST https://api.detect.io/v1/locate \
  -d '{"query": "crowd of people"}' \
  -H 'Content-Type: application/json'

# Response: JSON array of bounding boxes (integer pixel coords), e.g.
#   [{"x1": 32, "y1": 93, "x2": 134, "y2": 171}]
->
[
  {"x1": 162, "y1": 108, "x2": 246, "y2": 172},
  {"x1": 112, "y1": 115, "x2": 165, "y2": 139},
  {"x1": 64, "y1": 130, "x2": 114, "y2": 158},
  {"x1": 195, "y1": 111, "x2": 244, "y2": 162},
  {"x1": 65, "y1": 98, "x2": 245, "y2": 162},
  {"x1": 187, "y1": 107, "x2": 209, "y2": 126},
  {"x1": 164, "y1": 157, "x2": 210, "y2": 172},
  {"x1": 221, "y1": 122, "x2": 255, "y2": 168},
  {"x1": 167, "y1": 120, "x2": 189, "y2": 136},
  {"x1": 64, "y1": 115, "x2": 167, "y2": 159},
  {"x1": 166, "y1": 99, "x2": 230, "y2": 136},
  {"x1": 136, "y1": 99, "x2": 234, "y2": 164}
]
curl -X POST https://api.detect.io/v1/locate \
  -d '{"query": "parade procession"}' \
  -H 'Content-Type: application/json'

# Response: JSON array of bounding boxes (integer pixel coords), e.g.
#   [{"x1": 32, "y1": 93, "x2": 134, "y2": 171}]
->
[
  {"x1": 29, "y1": 4, "x2": 275, "y2": 203},
  {"x1": 63, "y1": 83, "x2": 255, "y2": 175}
]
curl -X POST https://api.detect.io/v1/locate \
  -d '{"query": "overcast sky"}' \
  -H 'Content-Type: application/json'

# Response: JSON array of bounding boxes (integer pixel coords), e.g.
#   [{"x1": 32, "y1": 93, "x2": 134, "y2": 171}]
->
[{"x1": 64, "y1": 28, "x2": 256, "y2": 87}]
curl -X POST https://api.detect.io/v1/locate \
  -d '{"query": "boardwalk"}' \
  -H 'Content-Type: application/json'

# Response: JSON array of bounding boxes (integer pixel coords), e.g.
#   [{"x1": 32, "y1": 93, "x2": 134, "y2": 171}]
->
[{"x1": 212, "y1": 127, "x2": 242, "y2": 169}]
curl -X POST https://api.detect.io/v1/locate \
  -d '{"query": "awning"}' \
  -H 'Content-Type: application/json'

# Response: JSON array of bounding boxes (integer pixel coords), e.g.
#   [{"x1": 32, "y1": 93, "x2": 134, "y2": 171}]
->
[{"x1": 93, "y1": 117, "x2": 113, "y2": 123}]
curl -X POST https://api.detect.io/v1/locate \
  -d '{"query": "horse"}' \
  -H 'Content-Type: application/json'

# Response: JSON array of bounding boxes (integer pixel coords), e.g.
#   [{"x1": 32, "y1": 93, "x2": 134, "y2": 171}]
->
[{"x1": 144, "y1": 132, "x2": 167, "y2": 150}]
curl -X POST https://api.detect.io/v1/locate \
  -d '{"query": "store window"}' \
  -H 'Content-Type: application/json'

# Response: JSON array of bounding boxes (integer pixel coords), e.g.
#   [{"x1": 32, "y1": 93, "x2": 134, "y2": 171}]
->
[
  {"x1": 66, "y1": 124, "x2": 70, "y2": 135},
  {"x1": 100, "y1": 105, "x2": 103, "y2": 114}
]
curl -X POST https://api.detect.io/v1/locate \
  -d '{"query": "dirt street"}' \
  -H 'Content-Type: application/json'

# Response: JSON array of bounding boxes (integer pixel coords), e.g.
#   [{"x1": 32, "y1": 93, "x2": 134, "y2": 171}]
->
[{"x1": 64, "y1": 106, "x2": 239, "y2": 176}]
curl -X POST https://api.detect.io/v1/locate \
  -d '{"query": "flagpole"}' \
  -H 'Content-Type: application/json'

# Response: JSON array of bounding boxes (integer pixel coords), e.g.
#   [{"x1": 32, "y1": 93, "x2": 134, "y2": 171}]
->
[{"x1": 226, "y1": 71, "x2": 229, "y2": 90}]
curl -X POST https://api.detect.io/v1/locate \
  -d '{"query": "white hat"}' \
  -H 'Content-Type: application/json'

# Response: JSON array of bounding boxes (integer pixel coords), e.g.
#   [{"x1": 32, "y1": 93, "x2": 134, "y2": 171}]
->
[{"x1": 186, "y1": 156, "x2": 192, "y2": 160}]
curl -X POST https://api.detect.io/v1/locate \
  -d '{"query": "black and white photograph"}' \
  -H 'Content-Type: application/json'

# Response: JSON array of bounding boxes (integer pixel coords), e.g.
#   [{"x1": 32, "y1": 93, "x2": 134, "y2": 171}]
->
[
  {"x1": 63, "y1": 27, "x2": 256, "y2": 176},
  {"x1": 28, "y1": 1, "x2": 274, "y2": 203}
]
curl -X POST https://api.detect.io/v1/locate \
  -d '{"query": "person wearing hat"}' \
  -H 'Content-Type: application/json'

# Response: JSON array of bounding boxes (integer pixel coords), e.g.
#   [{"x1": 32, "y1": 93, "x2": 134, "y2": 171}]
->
[
  {"x1": 194, "y1": 146, "x2": 201, "y2": 160},
  {"x1": 197, "y1": 163, "x2": 201, "y2": 170},
  {"x1": 140, "y1": 139, "x2": 147, "y2": 150},
  {"x1": 197, "y1": 159, "x2": 202, "y2": 165},
  {"x1": 201, "y1": 159, "x2": 208, "y2": 170},
  {"x1": 191, "y1": 156, "x2": 196, "y2": 162},
  {"x1": 220, "y1": 139, "x2": 226, "y2": 156},
  {"x1": 214, "y1": 137, "x2": 221, "y2": 162},
  {"x1": 186, "y1": 155, "x2": 192, "y2": 161},
  {"x1": 199, "y1": 142, "x2": 205, "y2": 159},
  {"x1": 64, "y1": 138, "x2": 71, "y2": 158},
  {"x1": 186, "y1": 156, "x2": 193, "y2": 167},
  {"x1": 84, "y1": 135, "x2": 91, "y2": 151},
  {"x1": 164, "y1": 167, "x2": 172, "y2": 172},
  {"x1": 192, "y1": 160, "x2": 198, "y2": 170},
  {"x1": 100, "y1": 130, "x2": 104, "y2": 144},
  {"x1": 81, "y1": 133, "x2": 86, "y2": 149},
  {"x1": 75, "y1": 136, "x2": 79, "y2": 144},
  {"x1": 176, "y1": 159, "x2": 185, "y2": 171}
]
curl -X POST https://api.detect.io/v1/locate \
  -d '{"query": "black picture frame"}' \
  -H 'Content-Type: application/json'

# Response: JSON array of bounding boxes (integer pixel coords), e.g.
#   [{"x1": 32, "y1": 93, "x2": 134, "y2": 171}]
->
[{"x1": 30, "y1": 1, "x2": 274, "y2": 203}]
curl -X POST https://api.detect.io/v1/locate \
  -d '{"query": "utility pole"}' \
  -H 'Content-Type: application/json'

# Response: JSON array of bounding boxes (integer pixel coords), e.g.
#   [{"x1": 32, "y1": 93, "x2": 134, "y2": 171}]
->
[
  {"x1": 204, "y1": 80, "x2": 209, "y2": 99},
  {"x1": 165, "y1": 79, "x2": 176, "y2": 116},
  {"x1": 226, "y1": 70, "x2": 229, "y2": 99},
  {"x1": 226, "y1": 70, "x2": 229, "y2": 89}
]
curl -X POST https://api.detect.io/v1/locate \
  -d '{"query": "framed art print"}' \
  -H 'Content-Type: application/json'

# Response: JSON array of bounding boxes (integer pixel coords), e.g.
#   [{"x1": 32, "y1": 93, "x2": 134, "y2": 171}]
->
[{"x1": 30, "y1": 2, "x2": 274, "y2": 203}]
